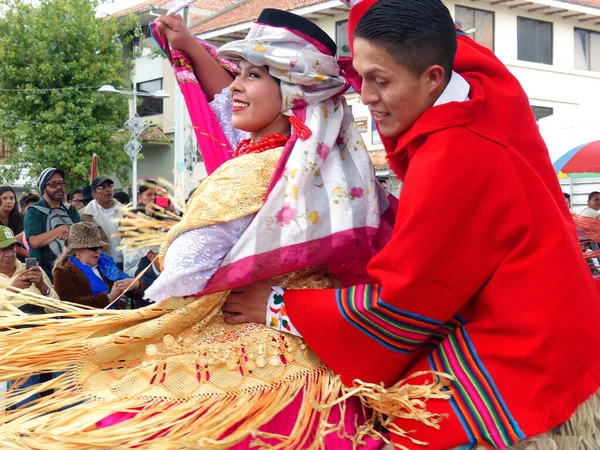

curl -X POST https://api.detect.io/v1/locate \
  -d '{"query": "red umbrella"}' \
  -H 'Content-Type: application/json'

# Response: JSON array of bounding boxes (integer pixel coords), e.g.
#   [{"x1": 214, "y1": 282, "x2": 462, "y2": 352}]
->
[
  {"x1": 553, "y1": 141, "x2": 600, "y2": 177},
  {"x1": 90, "y1": 153, "x2": 98, "y2": 182}
]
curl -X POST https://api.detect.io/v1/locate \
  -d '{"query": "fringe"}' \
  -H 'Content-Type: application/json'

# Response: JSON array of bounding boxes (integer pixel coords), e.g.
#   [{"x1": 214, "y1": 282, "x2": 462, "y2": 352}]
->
[
  {"x1": 0, "y1": 290, "x2": 451, "y2": 449},
  {"x1": 0, "y1": 367, "x2": 344, "y2": 449}
]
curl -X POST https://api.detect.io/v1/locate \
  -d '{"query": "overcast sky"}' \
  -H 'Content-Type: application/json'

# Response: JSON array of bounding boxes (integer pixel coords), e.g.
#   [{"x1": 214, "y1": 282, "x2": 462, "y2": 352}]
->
[{"x1": 96, "y1": 0, "x2": 147, "y2": 16}]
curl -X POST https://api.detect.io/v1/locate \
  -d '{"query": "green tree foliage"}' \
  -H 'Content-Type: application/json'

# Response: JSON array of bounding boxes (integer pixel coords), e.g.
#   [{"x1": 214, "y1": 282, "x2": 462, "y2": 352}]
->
[{"x1": 0, "y1": 0, "x2": 141, "y2": 189}]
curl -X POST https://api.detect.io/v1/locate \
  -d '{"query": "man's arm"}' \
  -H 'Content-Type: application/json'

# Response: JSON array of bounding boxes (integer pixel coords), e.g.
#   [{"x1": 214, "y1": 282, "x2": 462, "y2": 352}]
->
[
  {"x1": 28, "y1": 226, "x2": 68, "y2": 249},
  {"x1": 273, "y1": 135, "x2": 524, "y2": 386}
]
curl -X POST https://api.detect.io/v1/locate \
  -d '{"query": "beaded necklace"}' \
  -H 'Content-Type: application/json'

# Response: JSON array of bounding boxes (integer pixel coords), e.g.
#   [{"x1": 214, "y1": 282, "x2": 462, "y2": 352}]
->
[{"x1": 233, "y1": 133, "x2": 289, "y2": 158}]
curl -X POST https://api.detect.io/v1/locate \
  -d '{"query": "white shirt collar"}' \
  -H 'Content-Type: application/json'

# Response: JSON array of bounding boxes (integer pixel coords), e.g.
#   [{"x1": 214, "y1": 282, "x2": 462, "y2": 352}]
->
[{"x1": 433, "y1": 71, "x2": 470, "y2": 107}]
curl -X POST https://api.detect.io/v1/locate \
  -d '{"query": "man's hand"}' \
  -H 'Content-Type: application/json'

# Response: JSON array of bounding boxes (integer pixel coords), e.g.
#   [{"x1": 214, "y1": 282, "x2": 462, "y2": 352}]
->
[
  {"x1": 27, "y1": 266, "x2": 46, "y2": 291},
  {"x1": 222, "y1": 279, "x2": 274, "y2": 325},
  {"x1": 11, "y1": 271, "x2": 33, "y2": 290},
  {"x1": 55, "y1": 224, "x2": 70, "y2": 240},
  {"x1": 155, "y1": 15, "x2": 197, "y2": 53}
]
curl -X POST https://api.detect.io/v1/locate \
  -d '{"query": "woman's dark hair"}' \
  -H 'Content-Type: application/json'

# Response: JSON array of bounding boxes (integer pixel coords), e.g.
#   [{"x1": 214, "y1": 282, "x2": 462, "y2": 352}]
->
[
  {"x1": 138, "y1": 179, "x2": 158, "y2": 196},
  {"x1": 354, "y1": 0, "x2": 457, "y2": 82},
  {"x1": 0, "y1": 186, "x2": 23, "y2": 234},
  {"x1": 67, "y1": 188, "x2": 83, "y2": 202}
]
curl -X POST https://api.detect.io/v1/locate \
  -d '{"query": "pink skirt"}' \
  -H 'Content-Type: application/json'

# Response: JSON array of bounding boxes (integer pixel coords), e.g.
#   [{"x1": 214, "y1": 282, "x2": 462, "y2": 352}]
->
[{"x1": 98, "y1": 392, "x2": 386, "y2": 449}]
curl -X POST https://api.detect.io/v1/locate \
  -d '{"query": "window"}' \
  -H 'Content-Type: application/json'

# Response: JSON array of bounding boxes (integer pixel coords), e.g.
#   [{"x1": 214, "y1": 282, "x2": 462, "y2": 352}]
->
[
  {"x1": 136, "y1": 78, "x2": 164, "y2": 117},
  {"x1": 371, "y1": 119, "x2": 382, "y2": 145},
  {"x1": 455, "y1": 6, "x2": 495, "y2": 51},
  {"x1": 531, "y1": 105, "x2": 553, "y2": 122},
  {"x1": 336, "y1": 20, "x2": 350, "y2": 58},
  {"x1": 517, "y1": 17, "x2": 553, "y2": 65},
  {"x1": 575, "y1": 28, "x2": 600, "y2": 72}
]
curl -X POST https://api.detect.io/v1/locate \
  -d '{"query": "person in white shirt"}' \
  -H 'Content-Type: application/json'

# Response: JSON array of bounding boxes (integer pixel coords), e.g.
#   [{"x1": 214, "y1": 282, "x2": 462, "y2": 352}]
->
[
  {"x1": 81, "y1": 177, "x2": 124, "y2": 269},
  {"x1": 579, "y1": 191, "x2": 600, "y2": 219}
]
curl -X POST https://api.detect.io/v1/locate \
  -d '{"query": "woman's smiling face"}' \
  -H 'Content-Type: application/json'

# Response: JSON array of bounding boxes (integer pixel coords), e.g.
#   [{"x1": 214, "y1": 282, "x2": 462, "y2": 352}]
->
[{"x1": 229, "y1": 60, "x2": 289, "y2": 142}]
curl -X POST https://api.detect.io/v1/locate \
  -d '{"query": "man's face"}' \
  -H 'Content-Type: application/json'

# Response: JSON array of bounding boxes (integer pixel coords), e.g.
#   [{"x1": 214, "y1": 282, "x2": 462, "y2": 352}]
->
[
  {"x1": 589, "y1": 194, "x2": 600, "y2": 211},
  {"x1": 138, "y1": 187, "x2": 156, "y2": 206},
  {"x1": 0, "y1": 245, "x2": 16, "y2": 268},
  {"x1": 353, "y1": 37, "x2": 445, "y2": 139},
  {"x1": 93, "y1": 181, "x2": 114, "y2": 208},
  {"x1": 69, "y1": 193, "x2": 84, "y2": 211},
  {"x1": 44, "y1": 173, "x2": 65, "y2": 202}
]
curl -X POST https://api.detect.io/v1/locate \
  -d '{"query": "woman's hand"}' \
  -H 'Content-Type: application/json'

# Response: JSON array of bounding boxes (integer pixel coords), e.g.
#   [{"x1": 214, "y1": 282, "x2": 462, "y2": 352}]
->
[
  {"x1": 222, "y1": 279, "x2": 273, "y2": 325},
  {"x1": 108, "y1": 282, "x2": 125, "y2": 301},
  {"x1": 117, "y1": 279, "x2": 140, "y2": 291},
  {"x1": 155, "y1": 15, "x2": 197, "y2": 53}
]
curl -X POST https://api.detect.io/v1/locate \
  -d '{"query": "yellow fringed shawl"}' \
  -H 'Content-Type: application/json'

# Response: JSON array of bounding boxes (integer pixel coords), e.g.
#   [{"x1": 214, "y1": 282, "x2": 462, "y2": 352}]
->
[{"x1": 0, "y1": 149, "x2": 451, "y2": 449}]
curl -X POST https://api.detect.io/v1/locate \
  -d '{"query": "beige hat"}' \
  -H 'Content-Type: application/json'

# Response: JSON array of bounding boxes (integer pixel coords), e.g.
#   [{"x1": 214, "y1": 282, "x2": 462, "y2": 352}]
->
[{"x1": 67, "y1": 222, "x2": 108, "y2": 250}]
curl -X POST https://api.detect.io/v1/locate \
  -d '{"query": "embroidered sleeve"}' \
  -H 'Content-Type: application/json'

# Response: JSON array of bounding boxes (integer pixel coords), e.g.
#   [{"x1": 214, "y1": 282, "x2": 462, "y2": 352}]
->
[
  {"x1": 265, "y1": 286, "x2": 301, "y2": 337},
  {"x1": 209, "y1": 88, "x2": 250, "y2": 149},
  {"x1": 144, "y1": 215, "x2": 254, "y2": 303}
]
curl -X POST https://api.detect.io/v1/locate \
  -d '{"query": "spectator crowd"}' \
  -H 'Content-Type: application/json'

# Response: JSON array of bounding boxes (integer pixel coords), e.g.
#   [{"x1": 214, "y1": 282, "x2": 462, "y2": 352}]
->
[{"x1": 0, "y1": 167, "x2": 173, "y2": 312}]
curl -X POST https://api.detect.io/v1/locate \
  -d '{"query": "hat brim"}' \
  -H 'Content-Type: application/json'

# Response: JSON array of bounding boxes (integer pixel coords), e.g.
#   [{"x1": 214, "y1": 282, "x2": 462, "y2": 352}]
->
[
  {"x1": 0, "y1": 239, "x2": 24, "y2": 249},
  {"x1": 92, "y1": 178, "x2": 114, "y2": 190},
  {"x1": 68, "y1": 240, "x2": 108, "y2": 250}
]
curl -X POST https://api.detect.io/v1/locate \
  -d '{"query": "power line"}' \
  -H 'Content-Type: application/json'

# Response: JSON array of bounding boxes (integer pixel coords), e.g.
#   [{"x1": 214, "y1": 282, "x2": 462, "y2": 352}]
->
[
  {"x1": 0, "y1": 85, "x2": 105, "y2": 93},
  {"x1": 0, "y1": 118, "x2": 122, "y2": 131}
]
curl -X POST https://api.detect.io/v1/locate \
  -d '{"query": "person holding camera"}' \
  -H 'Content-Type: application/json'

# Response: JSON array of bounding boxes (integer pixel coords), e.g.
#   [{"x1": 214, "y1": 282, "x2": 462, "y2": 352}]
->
[{"x1": 0, "y1": 225, "x2": 58, "y2": 312}]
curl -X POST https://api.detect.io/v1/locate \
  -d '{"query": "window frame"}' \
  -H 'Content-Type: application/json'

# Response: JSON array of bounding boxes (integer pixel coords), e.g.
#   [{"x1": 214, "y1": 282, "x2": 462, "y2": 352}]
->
[
  {"x1": 531, "y1": 105, "x2": 554, "y2": 122},
  {"x1": 455, "y1": 5, "x2": 495, "y2": 52},
  {"x1": 136, "y1": 78, "x2": 164, "y2": 117},
  {"x1": 335, "y1": 19, "x2": 351, "y2": 58},
  {"x1": 517, "y1": 16, "x2": 553, "y2": 65},
  {"x1": 574, "y1": 27, "x2": 600, "y2": 72}
]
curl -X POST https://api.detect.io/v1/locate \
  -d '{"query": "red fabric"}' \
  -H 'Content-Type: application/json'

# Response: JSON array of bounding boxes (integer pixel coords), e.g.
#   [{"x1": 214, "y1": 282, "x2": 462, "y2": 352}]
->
[
  {"x1": 347, "y1": 0, "x2": 377, "y2": 55},
  {"x1": 285, "y1": 34, "x2": 600, "y2": 449}
]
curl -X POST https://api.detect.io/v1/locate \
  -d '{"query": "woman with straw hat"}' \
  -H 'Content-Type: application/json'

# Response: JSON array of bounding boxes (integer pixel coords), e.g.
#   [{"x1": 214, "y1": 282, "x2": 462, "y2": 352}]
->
[{"x1": 53, "y1": 222, "x2": 146, "y2": 309}]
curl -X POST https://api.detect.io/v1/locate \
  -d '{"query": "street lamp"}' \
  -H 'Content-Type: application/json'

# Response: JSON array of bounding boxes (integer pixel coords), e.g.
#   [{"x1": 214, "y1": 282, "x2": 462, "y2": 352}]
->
[{"x1": 98, "y1": 84, "x2": 170, "y2": 195}]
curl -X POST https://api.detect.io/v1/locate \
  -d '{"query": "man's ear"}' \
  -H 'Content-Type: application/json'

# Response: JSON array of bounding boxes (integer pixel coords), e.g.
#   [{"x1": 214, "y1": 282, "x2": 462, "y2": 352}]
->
[{"x1": 424, "y1": 64, "x2": 446, "y2": 96}]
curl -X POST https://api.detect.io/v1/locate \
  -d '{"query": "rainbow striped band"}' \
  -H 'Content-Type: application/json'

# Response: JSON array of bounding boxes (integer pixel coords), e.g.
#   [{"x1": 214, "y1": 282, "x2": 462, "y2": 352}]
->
[
  {"x1": 429, "y1": 327, "x2": 525, "y2": 448},
  {"x1": 336, "y1": 284, "x2": 465, "y2": 353}
]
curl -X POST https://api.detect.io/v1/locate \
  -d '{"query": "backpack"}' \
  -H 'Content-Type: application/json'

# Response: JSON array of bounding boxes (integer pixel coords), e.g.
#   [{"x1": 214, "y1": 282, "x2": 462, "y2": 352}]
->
[{"x1": 29, "y1": 205, "x2": 75, "y2": 268}]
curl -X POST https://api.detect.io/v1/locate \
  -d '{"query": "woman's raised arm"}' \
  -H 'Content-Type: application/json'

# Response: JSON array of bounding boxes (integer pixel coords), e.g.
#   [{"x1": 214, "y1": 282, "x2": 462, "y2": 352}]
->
[{"x1": 155, "y1": 15, "x2": 234, "y2": 102}]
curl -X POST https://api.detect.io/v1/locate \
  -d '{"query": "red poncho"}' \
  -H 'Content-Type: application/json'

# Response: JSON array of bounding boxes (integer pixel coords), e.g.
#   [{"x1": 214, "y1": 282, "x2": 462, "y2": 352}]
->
[{"x1": 284, "y1": 30, "x2": 600, "y2": 449}]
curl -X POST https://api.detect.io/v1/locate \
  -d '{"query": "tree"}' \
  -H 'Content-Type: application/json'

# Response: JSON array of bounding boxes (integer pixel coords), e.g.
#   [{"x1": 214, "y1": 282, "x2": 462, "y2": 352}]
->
[{"x1": 0, "y1": 0, "x2": 141, "y2": 189}]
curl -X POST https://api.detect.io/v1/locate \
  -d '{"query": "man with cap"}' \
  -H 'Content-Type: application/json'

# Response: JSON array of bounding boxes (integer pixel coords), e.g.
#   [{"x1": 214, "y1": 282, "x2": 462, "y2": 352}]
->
[
  {"x1": 0, "y1": 225, "x2": 58, "y2": 308},
  {"x1": 24, "y1": 168, "x2": 81, "y2": 279},
  {"x1": 81, "y1": 177, "x2": 124, "y2": 270}
]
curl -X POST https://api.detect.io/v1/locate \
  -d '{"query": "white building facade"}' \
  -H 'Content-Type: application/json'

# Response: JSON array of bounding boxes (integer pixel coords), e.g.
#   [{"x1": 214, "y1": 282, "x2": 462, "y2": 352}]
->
[{"x1": 122, "y1": 0, "x2": 600, "y2": 200}]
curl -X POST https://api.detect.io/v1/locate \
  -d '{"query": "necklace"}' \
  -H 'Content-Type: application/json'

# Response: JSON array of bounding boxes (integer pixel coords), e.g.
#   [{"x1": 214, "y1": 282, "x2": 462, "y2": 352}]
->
[{"x1": 233, "y1": 133, "x2": 289, "y2": 158}]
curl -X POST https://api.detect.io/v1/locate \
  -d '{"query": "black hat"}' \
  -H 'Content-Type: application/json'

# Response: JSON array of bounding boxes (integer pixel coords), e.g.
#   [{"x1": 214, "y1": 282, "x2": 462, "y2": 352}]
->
[
  {"x1": 256, "y1": 9, "x2": 337, "y2": 56},
  {"x1": 91, "y1": 176, "x2": 114, "y2": 190},
  {"x1": 82, "y1": 185, "x2": 93, "y2": 203}
]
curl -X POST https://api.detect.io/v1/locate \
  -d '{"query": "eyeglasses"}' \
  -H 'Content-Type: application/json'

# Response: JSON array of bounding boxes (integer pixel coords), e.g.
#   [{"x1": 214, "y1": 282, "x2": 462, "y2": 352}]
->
[
  {"x1": 46, "y1": 180, "x2": 66, "y2": 188},
  {"x1": 95, "y1": 184, "x2": 114, "y2": 191},
  {"x1": 87, "y1": 247, "x2": 102, "y2": 252}
]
